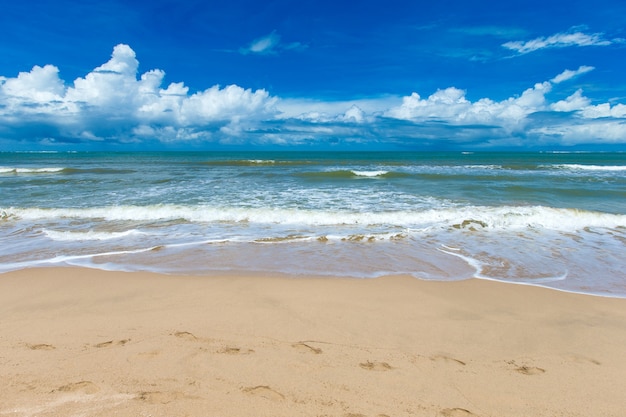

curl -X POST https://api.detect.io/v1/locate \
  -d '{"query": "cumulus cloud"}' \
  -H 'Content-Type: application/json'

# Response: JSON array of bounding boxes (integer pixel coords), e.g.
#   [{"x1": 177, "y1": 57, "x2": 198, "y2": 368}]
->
[
  {"x1": 550, "y1": 89, "x2": 591, "y2": 112},
  {"x1": 385, "y1": 66, "x2": 602, "y2": 128},
  {"x1": 381, "y1": 65, "x2": 626, "y2": 145},
  {"x1": 503, "y1": 30, "x2": 613, "y2": 54},
  {"x1": 1, "y1": 44, "x2": 626, "y2": 149},
  {"x1": 530, "y1": 119, "x2": 626, "y2": 145},
  {"x1": 0, "y1": 64, "x2": 65, "y2": 104},
  {"x1": 580, "y1": 102, "x2": 626, "y2": 119},
  {"x1": 385, "y1": 82, "x2": 553, "y2": 132},
  {"x1": 342, "y1": 105, "x2": 366, "y2": 123},
  {"x1": 0, "y1": 44, "x2": 277, "y2": 143}
]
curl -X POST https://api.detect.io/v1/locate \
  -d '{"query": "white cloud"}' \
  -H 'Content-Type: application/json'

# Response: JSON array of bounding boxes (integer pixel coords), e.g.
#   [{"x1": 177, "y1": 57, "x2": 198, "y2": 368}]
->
[
  {"x1": 503, "y1": 31, "x2": 613, "y2": 54},
  {"x1": 65, "y1": 44, "x2": 143, "y2": 110},
  {"x1": 385, "y1": 82, "x2": 553, "y2": 131},
  {"x1": 551, "y1": 65, "x2": 595, "y2": 84},
  {"x1": 580, "y1": 102, "x2": 626, "y2": 119},
  {"x1": 277, "y1": 97, "x2": 399, "y2": 122},
  {"x1": 0, "y1": 44, "x2": 277, "y2": 142},
  {"x1": 287, "y1": 104, "x2": 370, "y2": 124},
  {"x1": 239, "y1": 31, "x2": 307, "y2": 55},
  {"x1": 531, "y1": 120, "x2": 626, "y2": 144},
  {"x1": 380, "y1": 66, "x2": 626, "y2": 146},
  {"x1": 547, "y1": 86, "x2": 626, "y2": 119},
  {"x1": 0, "y1": 64, "x2": 65, "y2": 106},
  {"x1": 342, "y1": 105, "x2": 366, "y2": 123},
  {"x1": 551, "y1": 89, "x2": 591, "y2": 112},
  {"x1": 242, "y1": 31, "x2": 281, "y2": 55},
  {"x1": 1, "y1": 44, "x2": 625, "y2": 149}
]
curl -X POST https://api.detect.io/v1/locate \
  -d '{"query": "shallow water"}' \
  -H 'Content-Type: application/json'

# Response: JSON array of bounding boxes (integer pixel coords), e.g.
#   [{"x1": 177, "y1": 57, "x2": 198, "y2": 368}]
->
[{"x1": 1, "y1": 151, "x2": 625, "y2": 297}]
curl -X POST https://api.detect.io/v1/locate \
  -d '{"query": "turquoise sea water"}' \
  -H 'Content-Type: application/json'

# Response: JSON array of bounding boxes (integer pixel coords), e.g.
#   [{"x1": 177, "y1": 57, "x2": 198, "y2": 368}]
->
[{"x1": 1, "y1": 151, "x2": 625, "y2": 297}]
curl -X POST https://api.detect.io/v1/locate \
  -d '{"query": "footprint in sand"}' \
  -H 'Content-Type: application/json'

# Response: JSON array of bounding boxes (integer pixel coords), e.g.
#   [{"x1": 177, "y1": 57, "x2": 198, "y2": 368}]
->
[
  {"x1": 218, "y1": 346, "x2": 255, "y2": 355},
  {"x1": 137, "y1": 350, "x2": 162, "y2": 358},
  {"x1": 292, "y1": 342, "x2": 323, "y2": 354},
  {"x1": 52, "y1": 381, "x2": 100, "y2": 395},
  {"x1": 172, "y1": 331, "x2": 198, "y2": 341},
  {"x1": 515, "y1": 365, "x2": 546, "y2": 375},
  {"x1": 242, "y1": 385, "x2": 285, "y2": 401},
  {"x1": 507, "y1": 360, "x2": 545, "y2": 375},
  {"x1": 359, "y1": 361, "x2": 393, "y2": 371},
  {"x1": 136, "y1": 391, "x2": 186, "y2": 404},
  {"x1": 28, "y1": 343, "x2": 56, "y2": 350},
  {"x1": 94, "y1": 339, "x2": 130, "y2": 348},
  {"x1": 567, "y1": 354, "x2": 601, "y2": 366},
  {"x1": 441, "y1": 408, "x2": 478, "y2": 416},
  {"x1": 431, "y1": 355, "x2": 466, "y2": 366}
]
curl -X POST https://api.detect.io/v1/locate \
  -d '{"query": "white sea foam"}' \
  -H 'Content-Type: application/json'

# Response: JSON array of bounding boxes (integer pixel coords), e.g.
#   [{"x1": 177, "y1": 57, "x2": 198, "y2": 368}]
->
[
  {"x1": 438, "y1": 245, "x2": 569, "y2": 284},
  {"x1": 0, "y1": 167, "x2": 65, "y2": 174},
  {"x1": 437, "y1": 246, "x2": 482, "y2": 275},
  {"x1": 9, "y1": 150, "x2": 61, "y2": 154},
  {"x1": 551, "y1": 164, "x2": 626, "y2": 171},
  {"x1": 351, "y1": 170, "x2": 389, "y2": 177},
  {"x1": 462, "y1": 165, "x2": 503, "y2": 170},
  {"x1": 43, "y1": 229, "x2": 145, "y2": 241},
  {"x1": 2, "y1": 151, "x2": 625, "y2": 298},
  {"x1": 0, "y1": 246, "x2": 159, "y2": 273},
  {"x1": 247, "y1": 159, "x2": 275, "y2": 164},
  {"x1": 5, "y1": 205, "x2": 626, "y2": 231}
]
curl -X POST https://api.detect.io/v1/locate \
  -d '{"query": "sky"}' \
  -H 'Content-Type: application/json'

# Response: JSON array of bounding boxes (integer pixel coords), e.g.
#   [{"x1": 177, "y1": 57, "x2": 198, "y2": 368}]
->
[{"x1": 1, "y1": 0, "x2": 626, "y2": 151}]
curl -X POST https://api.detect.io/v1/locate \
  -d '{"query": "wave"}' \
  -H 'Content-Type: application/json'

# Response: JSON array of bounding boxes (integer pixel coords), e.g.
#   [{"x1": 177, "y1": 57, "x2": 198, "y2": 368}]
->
[
  {"x1": 461, "y1": 164, "x2": 503, "y2": 170},
  {"x1": 43, "y1": 229, "x2": 146, "y2": 241},
  {"x1": 1, "y1": 150, "x2": 62, "y2": 154},
  {"x1": 0, "y1": 246, "x2": 161, "y2": 273},
  {"x1": 63, "y1": 168, "x2": 137, "y2": 174},
  {"x1": 0, "y1": 167, "x2": 65, "y2": 174},
  {"x1": 253, "y1": 231, "x2": 409, "y2": 244},
  {"x1": 438, "y1": 247, "x2": 570, "y2": 285},
  {"x1": 351, "y1": 170, "x2": 390, "y2": 178},
  {"x1": 300, "y1": 169, "x2": 406, "y2": 179},
  {"x1": 549, "y1": 164, "x2": 626, "y2": 172},
  {"x1": 0, "y1": 166, "x2": 141, "y2": 176},
  {"x1": 4, "y1": 205, "x2": 626, "y2": 232},
  {"x1": 198, "y1": 159, "x2": 313, "y2": 167}
]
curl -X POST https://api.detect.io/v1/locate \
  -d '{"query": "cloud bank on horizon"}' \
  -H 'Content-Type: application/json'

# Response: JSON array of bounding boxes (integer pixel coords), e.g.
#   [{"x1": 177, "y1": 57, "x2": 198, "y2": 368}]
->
[{"x1": 1, "y1": 32, "x2": 625, "y2": 150}]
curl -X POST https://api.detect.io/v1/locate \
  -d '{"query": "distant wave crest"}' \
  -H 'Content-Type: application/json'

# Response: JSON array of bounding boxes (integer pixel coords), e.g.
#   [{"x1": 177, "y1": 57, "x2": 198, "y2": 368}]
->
[
  {"x1": 551, "y1": 164, "x2": 626, "y2": 172},
  {"x1": 0, "y1": 167, "x2": 66, "y2": 174}
]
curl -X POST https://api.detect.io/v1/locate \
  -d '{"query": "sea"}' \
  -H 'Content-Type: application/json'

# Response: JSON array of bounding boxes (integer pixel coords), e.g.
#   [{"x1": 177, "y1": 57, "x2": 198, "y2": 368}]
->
[{"x1": 1, "y1": 151, "x2": 625, "y2": 297}]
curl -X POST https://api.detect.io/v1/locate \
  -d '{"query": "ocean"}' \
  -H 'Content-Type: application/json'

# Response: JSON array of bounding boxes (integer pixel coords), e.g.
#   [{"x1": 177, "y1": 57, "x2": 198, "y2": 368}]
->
[{"x1": 1, "y1": 151, "x2": 625, "y2": 297}]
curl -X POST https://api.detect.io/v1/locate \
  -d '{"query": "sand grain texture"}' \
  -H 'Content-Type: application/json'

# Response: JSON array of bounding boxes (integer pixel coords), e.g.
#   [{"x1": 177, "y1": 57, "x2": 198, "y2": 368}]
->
[{"x1": 1, "y1": 268, "x2": 626, "y2": 416}]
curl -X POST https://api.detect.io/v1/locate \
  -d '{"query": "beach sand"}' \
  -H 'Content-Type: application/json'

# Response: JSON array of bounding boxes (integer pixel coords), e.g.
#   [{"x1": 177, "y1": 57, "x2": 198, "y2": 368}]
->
[{"x1": 1, "y1": 268, "x2": 625, "y2": 417}]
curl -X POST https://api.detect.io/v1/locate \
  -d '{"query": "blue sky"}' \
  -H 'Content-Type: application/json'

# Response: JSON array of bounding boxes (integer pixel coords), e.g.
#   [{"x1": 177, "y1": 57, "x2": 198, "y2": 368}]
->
[{"x1": 1, "y1": 0, "x2": 626, "y2": 150}]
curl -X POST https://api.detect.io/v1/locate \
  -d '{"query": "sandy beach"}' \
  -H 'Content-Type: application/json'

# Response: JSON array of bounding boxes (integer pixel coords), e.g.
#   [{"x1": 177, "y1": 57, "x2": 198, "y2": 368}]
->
[{"x1": 1, "y1": 268, "x2": 625, "y2": 417}]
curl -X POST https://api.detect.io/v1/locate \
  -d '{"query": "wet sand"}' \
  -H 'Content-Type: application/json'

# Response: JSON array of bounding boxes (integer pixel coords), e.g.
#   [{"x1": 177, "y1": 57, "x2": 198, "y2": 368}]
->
[{"x1": 1, "y1": 267, "x2": 625, "y2": 417}]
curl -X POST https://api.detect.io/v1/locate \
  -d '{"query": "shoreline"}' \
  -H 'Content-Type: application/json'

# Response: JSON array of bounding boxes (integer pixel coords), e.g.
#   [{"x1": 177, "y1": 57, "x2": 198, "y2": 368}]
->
[
  {"x1": 3, "y1": 263, "x2": 625, "y2": 300},
  {"x1": 2, "y1": 267, "x2": 626, "y2": 416}
]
